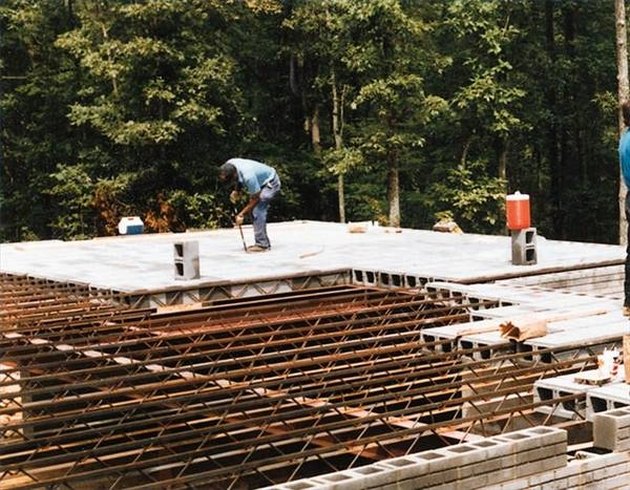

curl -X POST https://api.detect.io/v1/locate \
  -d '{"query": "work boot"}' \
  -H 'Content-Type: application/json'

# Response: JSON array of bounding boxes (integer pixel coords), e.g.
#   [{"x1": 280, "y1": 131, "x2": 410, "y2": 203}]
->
[
  {"x1": 624, "y1": 306, "x2": 630, "y2": 317},
  {"x1": 246, "y1": 244, "x2": 269, "y2": 253}
]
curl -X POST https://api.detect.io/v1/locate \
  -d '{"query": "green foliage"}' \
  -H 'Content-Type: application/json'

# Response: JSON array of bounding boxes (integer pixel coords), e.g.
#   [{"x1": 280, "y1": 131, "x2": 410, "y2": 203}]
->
[
  {"x1": 323, "y1": 147, "x2": 364, "y2": 176},
  {"x1": 0, "y1": 0, "x2": 79, "y2": 241},
  {"x1": 46, "y1": 164, "x2": 95, "y2": 239},
  {"x1": 345, "y1": 181, "x2": 388, "y2": 224},
  {"x1": 441, "y1": 0, "x2": 526, "y2": 139},
  {"x1": 428, "y1": 160, "x2": 507, "y2": 234},
  {"x1": 54, "y1": 2, "x2": 245, "y2": 154},
  {"x1": 0, "y1": 0, "x2": 624, "y2": 244},
  {"x1": 168, "y1": 190, "x2": 221, "y2": 230}
]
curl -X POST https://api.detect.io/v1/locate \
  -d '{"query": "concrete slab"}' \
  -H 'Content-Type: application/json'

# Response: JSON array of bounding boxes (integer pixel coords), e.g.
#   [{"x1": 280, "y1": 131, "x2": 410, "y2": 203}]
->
[{"x1": 0, "y1": 220, "x2": 625, "y2": 293}]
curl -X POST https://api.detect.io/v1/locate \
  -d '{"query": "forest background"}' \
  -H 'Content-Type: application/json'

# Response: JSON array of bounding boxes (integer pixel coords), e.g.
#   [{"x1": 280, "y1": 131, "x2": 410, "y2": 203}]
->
[{"x1": 0, "y1": 0, "x2": 624, "y2": 244}]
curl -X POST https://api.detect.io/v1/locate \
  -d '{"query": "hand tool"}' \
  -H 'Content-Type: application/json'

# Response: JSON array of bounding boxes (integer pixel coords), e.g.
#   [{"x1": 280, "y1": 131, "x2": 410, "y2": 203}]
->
[
  {"x1": 234, "y1": 208, "x2": 247, "y2": 252},
  {"x1": 237, "y1": 222, "x2": 247, "y2": 252}
]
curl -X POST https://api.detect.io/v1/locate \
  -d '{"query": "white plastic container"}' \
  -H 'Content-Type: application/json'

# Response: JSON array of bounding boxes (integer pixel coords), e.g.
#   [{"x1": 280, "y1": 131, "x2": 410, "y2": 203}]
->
[{"x1": 117, "y1": 216, "x2": 144, "y2": 235}]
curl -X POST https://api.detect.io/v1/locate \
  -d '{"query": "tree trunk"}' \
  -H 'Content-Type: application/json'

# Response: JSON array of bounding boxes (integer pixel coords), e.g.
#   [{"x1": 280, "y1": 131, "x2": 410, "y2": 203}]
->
[
  {"x1": 387, "y1": 152, "x2": 400, "y2": 228},
  {"x1": 616, "y1": 0, "x2": 629, "y2": 245},
  {"x1": 460, "y1": 135, "x2": 472, "y2": 168},
  {"x1": 331, "y1": 68, "x2": 346, "y2": 223},
  {"x1": 545, "y1": 1, "x2": 561, "y2": 237},
  {"x1": 311, "y1": 104, "x2": 321, "y2": 157},
  {"x1": 337, "y1": 174, "x2": 345, "y2": 224}
]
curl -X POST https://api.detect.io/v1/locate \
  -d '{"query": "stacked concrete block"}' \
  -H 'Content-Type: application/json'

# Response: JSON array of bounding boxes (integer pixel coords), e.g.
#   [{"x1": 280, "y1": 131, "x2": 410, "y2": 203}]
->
[
  {"x1": 511, "y1": 228, "x2": 537, "y2": 266},
  {"x1": 497, "y1": 264, "x2": 624, "y2": 296},
  {"x1": 173, "y1": 241, "x2": 200, "y2": 280},
  {"x1": 593, "y1": 406, "x2": 630, "y2": 452},
  {"x1": 485, "y1": 451, "x2": 630, "y2": 489},
  {"x1": 261, "y1": 426, "x2": 567, "y2": 490}
]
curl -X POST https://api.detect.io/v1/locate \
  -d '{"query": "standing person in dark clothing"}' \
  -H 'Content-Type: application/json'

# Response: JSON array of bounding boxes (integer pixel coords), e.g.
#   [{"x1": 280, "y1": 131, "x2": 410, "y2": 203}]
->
[
  {"x1": 218, "y1": 158, "x2": 281, "y2": 252},
  {"x1": 618, "y1": 101, "x2": 630, "y2": 316}
]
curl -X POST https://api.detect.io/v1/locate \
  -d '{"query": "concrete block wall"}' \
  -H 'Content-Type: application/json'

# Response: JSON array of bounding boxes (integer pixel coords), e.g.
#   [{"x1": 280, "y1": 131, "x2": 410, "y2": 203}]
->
[
  {"x1": 485, "y1": 451, "x2": 630, "y2": 489},
  {"x1": 477, "y1": 406, "x2": 630, "y2": 489},
  {"x1": 261, "y1": 426, "x2": 567, "y2": 490},
  {"x1": 498, "y1": 264, "x2": 624, "y2": 297},
  {"x1": 593, "y1": 406, "x2": 630, "y2": 452}
]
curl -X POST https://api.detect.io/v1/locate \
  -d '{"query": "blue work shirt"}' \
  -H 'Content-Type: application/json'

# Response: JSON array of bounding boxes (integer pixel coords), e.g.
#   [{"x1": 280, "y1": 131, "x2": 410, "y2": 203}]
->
[
  {"x1": 226, "y1": 158, "x2": 277, "y2": 195},
  {"x1": 619, "y1": 129, "x2": 630, "y2": 188}
]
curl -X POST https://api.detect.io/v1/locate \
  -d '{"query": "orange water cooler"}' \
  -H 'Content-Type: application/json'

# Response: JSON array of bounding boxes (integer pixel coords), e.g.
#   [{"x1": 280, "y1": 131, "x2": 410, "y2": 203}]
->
[
  {"x1": 506, "y1": 191, "x2": 536, "y2": 265},
  {"x1": 506, "y1": 191, "x2": 531, "y2": 230}
]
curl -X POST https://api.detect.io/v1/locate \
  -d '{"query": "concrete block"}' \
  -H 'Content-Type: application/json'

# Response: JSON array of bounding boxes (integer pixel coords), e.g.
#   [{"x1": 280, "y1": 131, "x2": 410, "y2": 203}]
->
[
  {"x1": 541, "y1": 452, "x2": 568, "y2": 471},
  {"x1": 387, "y1": 477, "x2": 420, "y2": 490},
  {"x1": 379, "y1": 456, "x2": 427, "y2": 483},
  {"x1": 443, "y1": 443, "x2": 483, "y2": 468},
  {"x1": 454, "y1": 472, "x2": 489, "y2": 489},
  {"x1": 499, "y1": 450, "x2": 517, "y2": 469},
  {"x1": 515, "y1": 443, "x2": 566, "y2": 466},
  {"x1": 352, "y1": 464, "x2": 394, "y2": 489},
  {"x1": 522, "y1": 469, "x2": 558, "y2": 488},
  {"x1": 617, "y1": 425, "x2": 630, "y2": 439},
  {"x1": 473, "y1": 439, "x2": 513, "y2": 461},
  {"x1": 471, "y1": 456, "x2": 503, "y2": 476},
  {"x1": 486, "y1": 467, "x2": 523, "y2": 485},
  {"x1": 376, "y1": 483, "x2": 398, "y2": 490},
  {"x1": 427, "y1": 485, "x2": 459, "y2": 490},
  {"x1": 316, "y1": 470, "x2": 363, "y2": 490},
  {"x1": 567, "y1": 475, "x2": 587, "y2": 488},
  {"x1": 600, "y1": 474, "x2": 630, "y2": 489},
  {"x1": 605, "y1": 406, "x2": 630, "y2": 420},
  {"x1": 524, "y1": 426, "x2": 568, "y2": 446},
  {"x1": 408, "y1": 452, "x2": 452, "y2": 480},
  {"x1": 382, "y1": 456, "x2": 416, "y2": 468},
  {"x1": 437, "y1": 466, "x2": 459, "y2": 484},
  {"x1": 511, "y1": 228, "x2": 537, "y2": 265},
  {"x1": 422, "y1": 446, "x2": 482, "y2": 473},
  {"x1": 515, "y1": 455, "x2": 566, "y2": 479},
  {"x1": 174, "y1": 240, "x2": 200, "y2": 280},
  {"x1": 412, "y1": 449, "x2": 448, "y2": 470},
  {"x1": 488, "y1": 479, "x2": 528, "y2": 490},
  {"x1": 552, "y1": 462, "x2": 575, "y2": 480},
  {"x1": 279, "y1": 480, "x2": 320, "y2": 489},
  {"x1": 591, "y1": 465, "x2": 621, "y2": 482},
  {"x1": 593, "y1": 408, "x2": 630, "y2": 451},
  {"x1": 471, "y1": 438, "x2": 501, "y2": 449},
  {"x1": 570, "y1": 453, "x2": 614, "y2": 472}
]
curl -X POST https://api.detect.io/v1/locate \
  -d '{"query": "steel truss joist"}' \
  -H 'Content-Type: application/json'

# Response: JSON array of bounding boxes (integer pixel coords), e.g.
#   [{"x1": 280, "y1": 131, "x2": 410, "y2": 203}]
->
[
  {"x1": 123, "y1": 269, "x2": 354, "y2": 309},
  {"x1": 0, "y1": 273, "x2": 597, "y2": 489}
]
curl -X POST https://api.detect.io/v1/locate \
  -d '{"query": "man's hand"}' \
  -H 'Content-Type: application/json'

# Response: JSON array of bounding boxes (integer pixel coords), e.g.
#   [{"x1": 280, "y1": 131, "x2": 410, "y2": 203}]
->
[
  {"x1": 230, "y1": 190, "x2": 240, "y2": 204},
  {"x1": 235, "y1": 214, "x2": 244, "y2": 226}
]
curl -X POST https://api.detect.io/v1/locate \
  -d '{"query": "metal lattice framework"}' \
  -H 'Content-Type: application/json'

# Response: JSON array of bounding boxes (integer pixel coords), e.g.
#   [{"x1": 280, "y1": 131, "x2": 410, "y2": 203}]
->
[{"x1": 0, "y1": 273, "x2": 598, "y2": 489}]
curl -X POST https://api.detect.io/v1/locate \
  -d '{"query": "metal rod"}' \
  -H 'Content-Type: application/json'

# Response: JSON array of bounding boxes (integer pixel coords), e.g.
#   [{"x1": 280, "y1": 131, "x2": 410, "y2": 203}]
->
[{"x1": 0, "y1": 273, "x2": 609, "y2": 490}]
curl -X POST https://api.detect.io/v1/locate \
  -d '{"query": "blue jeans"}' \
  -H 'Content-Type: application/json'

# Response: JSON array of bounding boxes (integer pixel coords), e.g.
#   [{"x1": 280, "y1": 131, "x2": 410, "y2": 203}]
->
[{"x1": 252, "y1": 175, "x2": 281, "y2": 248}]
